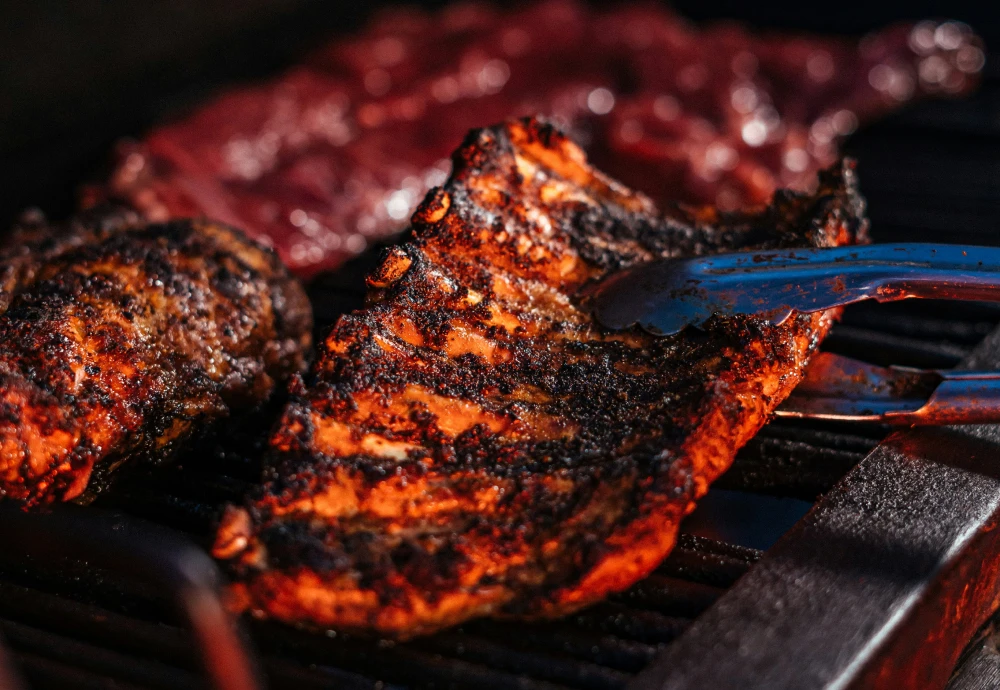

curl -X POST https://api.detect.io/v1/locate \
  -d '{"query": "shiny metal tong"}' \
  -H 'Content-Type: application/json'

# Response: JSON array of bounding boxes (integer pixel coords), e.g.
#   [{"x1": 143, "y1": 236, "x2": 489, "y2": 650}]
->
[
  {"x1": 775, "y1": 352, "x2": 1000, "y2": 426},
  {"x1": 589, "y1": 243, "x2": 1000, "y2": 426},
  {"x1": 590, "y1": 243, "x2": 1000, "y2": 335}
]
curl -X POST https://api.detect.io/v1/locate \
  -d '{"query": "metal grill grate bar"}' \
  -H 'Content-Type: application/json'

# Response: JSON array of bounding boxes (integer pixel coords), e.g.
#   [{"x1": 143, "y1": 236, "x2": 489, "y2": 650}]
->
[
  {"x1": 0, "y1": 529, "x2": 761, "y2": 690},
  {"x1": 1, "y1": 620, "x2": 200, "y2": 690},
  {"x1": 13, "y1": 652, "x2": 151, "y2": 690}
]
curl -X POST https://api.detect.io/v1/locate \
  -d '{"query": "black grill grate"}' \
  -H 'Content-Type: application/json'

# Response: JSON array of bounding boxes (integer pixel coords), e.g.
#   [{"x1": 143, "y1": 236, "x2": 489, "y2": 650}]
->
[
  {"x1": 0, "y1": 48, "x2": 999, "y2": 690},
  {"x1": 0, "y1": 529, "x2": 756, "y2": 690},
  {"x1": 2, "y1": 309, "x2": 997, "y2": 690}
]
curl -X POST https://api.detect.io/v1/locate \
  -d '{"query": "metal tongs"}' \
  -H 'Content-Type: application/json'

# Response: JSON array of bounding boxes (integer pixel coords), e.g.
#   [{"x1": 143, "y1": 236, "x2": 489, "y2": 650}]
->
[
  {"x1": 775, "y1": 352, "x2": 1000, "y2": 426},
  {"x1": 588, "y1": 243, "x2": 1000, "y2": 426}
]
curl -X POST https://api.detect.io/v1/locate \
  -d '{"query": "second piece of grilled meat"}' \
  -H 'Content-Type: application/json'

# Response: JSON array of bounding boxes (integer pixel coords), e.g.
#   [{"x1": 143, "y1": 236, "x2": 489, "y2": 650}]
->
[
  {"x1": 215, "y1": 117, "x2": 868, "y2": 638},
  {"x1": 0, "y1": 211, "x2": 312, "y2": 507}
]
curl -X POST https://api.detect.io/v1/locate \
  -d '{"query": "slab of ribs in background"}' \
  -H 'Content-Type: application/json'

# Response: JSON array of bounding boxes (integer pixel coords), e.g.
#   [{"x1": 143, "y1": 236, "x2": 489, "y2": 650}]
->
[{"x1": 92, "y1": 0, "x2": 983, "y2": 277}]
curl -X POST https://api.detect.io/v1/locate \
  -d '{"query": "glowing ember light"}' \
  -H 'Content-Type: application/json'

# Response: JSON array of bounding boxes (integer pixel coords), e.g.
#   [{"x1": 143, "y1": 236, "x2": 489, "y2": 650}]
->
[
  {"x1": 957, "y1": 46, "x2": 986, "y2": 73},
  {"x1": 807, "y1": 51, "x2": 835, "y2": 82},
  {"x1": 909, "y1": 21, "x2": 937, "y2": 55},
  {"x1": 731, "y1": 85, "x2": 758, "y2": 114},
  {"x1": 783, "y1": 148, "x2": 810, "y2": 173},
  {"x1": 868, "y1": 64, "x2": 895, "y2": 92},
  {"x1": 706, "y1": 142, "x2": 738, "y2": 171},
  {"x1": 478, "y1": 60, "x2": 510, "y2": 93},
  {"x1": 934, "y1": 22, "x2": 965, "y2": 51},
  {"x1": 386, "y1": 190, "x2": 412, "y2": 220},
  {"x1": 587, "y1": 87, "x2": 615, "y2": 115},
  {"x1": 919, "y1": 55, "x2": 950, "y2": 85},
  {"x1": 320, "y1": 233, "x2": 342, "y2": 251},
  {"x1": 831, "y1": 110, "x2": 858, "y2": 136},
  {"x1": 756, "y1": 105, "x2": 781, "y2": 132},
  {"x1": 741, "y1": 120, "x2": 767, "y2": 147},
  {"x1": 868, "y1": 63, "x2": 915, "y2": 101},
  {"x1": 653, "y1": 95, "x2": 680, "y2": 121},
  {"x1": 425, "y1": 163, "x2": 450, "y2": 188},
  {"x1": 619, "y1": 119, "x2": 643, "y2": 144},
  {"x1": 300, "y1": 218, "x2": 322, "y2": 237},
  {"x1": 431, "y1": 76, "x2": 461, "y2": 103},
  {"x1": 345, "y1": 234, "x2": 367, "y2": 254},
  {"x1": 810, "y1": 118, "x2": 835, "y2": 145}
]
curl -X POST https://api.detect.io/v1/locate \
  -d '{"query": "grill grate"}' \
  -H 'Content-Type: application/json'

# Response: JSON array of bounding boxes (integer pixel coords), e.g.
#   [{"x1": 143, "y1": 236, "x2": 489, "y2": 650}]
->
[
  {"x1": 1, "y1": 301, "x2": 995, "y2": 690},
  {"x1": 0, "y1": 48, "x2": 999, "y2": 690},
  {"x1": 0, "y1": 530, "x2": 756, "y2": 690}
]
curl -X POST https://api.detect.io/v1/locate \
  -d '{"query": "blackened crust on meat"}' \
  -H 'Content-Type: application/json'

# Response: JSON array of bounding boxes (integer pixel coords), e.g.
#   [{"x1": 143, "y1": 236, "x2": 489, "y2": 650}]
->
[
  {"x1": 0, "y1": 212, "x2": 312, "y2": 507},
  {"x1": 215, "y1": 117, "x2": 867, "y2": 638}
]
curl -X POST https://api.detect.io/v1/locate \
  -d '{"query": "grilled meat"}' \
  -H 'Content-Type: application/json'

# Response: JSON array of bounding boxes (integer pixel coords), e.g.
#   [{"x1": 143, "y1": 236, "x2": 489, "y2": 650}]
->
[
  {"x1": 0, "y1": 210, "x2": 312, "y2": 507},
  {"x1": 97, "y1": 1, "x2": 975, "y2": 277},
  {"x1": 214, "y1": 117, "x2": 867, "y2": 637}
]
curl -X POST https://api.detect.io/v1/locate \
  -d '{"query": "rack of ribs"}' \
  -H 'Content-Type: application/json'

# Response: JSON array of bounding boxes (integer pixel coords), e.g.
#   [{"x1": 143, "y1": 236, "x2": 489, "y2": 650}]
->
[
  {"x1": 0, "y1": 210, "x2": 312, "y2": 507},
  {"x1": 97, "y1": 1, "x2": 980, "y2": 278},
  {"x1": 213, "y1": 117, "x2": 868, "y2": 638}
]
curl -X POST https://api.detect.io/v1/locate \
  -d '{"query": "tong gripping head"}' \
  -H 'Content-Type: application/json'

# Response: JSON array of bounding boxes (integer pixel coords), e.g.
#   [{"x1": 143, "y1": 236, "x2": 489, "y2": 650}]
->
[
  {"x1": 590, "y1": 244, "x2": 1000, "y2": 336},
  {"x1": 777, "y1": 352, "x2": 1000, "y2": 427}
]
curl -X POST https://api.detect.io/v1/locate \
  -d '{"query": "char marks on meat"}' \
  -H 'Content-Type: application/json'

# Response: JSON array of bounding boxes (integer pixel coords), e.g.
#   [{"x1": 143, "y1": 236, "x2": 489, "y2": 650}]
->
[
  {"x1": 0, "y1": 210, "x2": 312, "y2": 507},
  {"x1": 213, "y1": 118, "x2": 868, "y2": 637},
  {"x1": 97, "y1": 1, "x2": 977, "y2": 277}
]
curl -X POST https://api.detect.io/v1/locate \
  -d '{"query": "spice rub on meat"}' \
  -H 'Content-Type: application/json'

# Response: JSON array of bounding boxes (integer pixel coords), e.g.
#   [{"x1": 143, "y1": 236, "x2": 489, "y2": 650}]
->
[
  {"x1": 214, "y1": 117, "x2": 868, "y2": 638},
  {"x1": 0, "y1": 211, "x2": 312, "y2": 507}
]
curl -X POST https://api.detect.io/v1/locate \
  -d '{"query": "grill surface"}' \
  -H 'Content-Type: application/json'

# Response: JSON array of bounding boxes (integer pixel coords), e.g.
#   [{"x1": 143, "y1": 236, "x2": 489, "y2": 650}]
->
[{"x1": 1, "y1": 28, "x2": 999, "y2": 690}]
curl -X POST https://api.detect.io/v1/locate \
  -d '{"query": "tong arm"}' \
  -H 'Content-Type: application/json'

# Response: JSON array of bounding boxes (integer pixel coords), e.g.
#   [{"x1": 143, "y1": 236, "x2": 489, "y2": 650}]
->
[
  {"x1": 777, "y1": 352, "x2": 1000, "y2": 426},
  {"x1": 591, "y1": 243, "x2": 1000, "y2": 335}
]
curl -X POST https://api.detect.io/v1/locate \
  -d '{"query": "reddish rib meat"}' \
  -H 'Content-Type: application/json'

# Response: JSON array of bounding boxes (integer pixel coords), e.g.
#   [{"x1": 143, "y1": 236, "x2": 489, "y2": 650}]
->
[{"x1": 97, "y1": 1, "x2": 980, "y2": 278}]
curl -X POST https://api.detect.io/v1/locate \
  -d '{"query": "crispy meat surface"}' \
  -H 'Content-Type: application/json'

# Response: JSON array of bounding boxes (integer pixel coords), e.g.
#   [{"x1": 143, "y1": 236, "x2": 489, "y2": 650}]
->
[
  {"x1": 214, "y1": 117, "x2": 868, "y2": 637},
  {"x1": 0, "y1": 210, "x2": 312, "y2": 507}
]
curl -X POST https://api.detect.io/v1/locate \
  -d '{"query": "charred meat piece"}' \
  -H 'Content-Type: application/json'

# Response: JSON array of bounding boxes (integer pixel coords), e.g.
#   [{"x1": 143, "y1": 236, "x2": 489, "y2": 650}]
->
[
  {"x1": 0, "y1": 210, "x2": 312, "y2": 507},
  {"x1": 214, "y1": 118, "x2": 868, "y2": 637},
  {"x1": 97, "y1": 1, "x2": 976, "y2": 277}
]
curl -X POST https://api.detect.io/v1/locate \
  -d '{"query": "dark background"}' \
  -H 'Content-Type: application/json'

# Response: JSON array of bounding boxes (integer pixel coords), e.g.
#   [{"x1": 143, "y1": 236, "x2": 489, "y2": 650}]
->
[{"x1": 1, "y1": 0, "x2": 998, "y2": 231}]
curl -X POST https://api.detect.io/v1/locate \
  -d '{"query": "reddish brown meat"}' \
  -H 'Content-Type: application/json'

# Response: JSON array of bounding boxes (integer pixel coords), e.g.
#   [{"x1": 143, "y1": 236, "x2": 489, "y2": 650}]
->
[
  {"x1": 97, "y1": 1, "x2": 978, "y2": 278},
  {"x1": 0, "y1": 210, "x2": 312, "y2": 507},
  {"x1": 213, "y1": 118, "x2": 868, "y2": 638}
]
